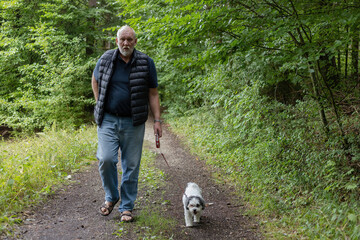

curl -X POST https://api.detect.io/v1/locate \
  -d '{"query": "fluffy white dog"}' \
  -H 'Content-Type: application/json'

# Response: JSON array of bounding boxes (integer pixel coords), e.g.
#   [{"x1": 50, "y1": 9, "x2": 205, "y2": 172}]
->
[{"x1": 182, "y1": 182, "x2": 205, "y2": 227}]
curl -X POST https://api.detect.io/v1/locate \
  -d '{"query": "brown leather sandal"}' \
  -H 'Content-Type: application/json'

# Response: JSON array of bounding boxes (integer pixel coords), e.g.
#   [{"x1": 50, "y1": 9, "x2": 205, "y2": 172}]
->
[
  {"x1": 99, "y1": 199, "x2": 119, "y2": 216},
  {"x1": 120, "y1": 211, "x2": 134, "y2": 222}
]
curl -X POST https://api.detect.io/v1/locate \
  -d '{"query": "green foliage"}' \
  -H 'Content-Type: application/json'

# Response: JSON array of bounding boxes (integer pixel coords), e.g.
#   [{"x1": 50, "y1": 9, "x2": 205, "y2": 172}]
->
[
  {"x1": 0, "y1": 124, "x2": 98, "y2": 233},
  {"x1": 1, "y1": 0, "x2": 360, "y2": 238},
  {"x1": 0, "y1": 0, "x2": 122, "y2": 132},
  {"x1": 1, "y1": 57, "x2": 96, "y2": 132},
  {"x1": 167, "y1": 89, "x2": 360, "y2": 238}
]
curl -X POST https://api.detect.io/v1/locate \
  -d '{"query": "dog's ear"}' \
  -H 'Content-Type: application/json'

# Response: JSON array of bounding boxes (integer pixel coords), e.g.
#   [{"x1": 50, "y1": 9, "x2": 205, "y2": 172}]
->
[
  {"x1": 200, "y1": 197, "x2": 206, "y2": 210},
  {"x1": 185, "y1": 197, "x2": 191, "y2": 210}
]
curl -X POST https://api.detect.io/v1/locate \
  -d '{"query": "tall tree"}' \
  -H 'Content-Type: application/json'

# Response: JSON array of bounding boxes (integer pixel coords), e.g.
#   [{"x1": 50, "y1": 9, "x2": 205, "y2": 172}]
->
[{"x1": 0, "y1": 0, "x2": 122, "y2": 131}]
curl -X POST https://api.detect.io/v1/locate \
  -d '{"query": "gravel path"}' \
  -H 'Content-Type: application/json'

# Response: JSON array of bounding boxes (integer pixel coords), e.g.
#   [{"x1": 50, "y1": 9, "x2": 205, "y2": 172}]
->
[{"x1": 5, "y1": 120, "x2": 262, "y2": 240}]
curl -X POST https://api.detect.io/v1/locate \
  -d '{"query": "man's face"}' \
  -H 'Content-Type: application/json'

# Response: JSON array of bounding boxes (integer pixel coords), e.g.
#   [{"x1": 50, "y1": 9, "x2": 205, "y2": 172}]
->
[{"x1": 116, "y1": 27, "x2": 137, "y2": 57}]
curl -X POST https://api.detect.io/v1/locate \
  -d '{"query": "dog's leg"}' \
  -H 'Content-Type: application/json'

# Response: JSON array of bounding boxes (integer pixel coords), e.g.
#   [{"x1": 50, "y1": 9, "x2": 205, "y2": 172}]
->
[
  {"x1": 184, "y1": 209, "x2": 193, "y2": 227},
  {"x1": 193, "y1": 214, "x2": 201, "y2": 223}
]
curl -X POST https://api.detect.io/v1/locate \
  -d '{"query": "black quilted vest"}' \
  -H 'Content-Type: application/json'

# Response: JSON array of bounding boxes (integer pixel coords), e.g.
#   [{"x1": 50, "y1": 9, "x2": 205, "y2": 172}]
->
[{"x1": 94, "y1": 48, "x2": 150, "y2": 126}]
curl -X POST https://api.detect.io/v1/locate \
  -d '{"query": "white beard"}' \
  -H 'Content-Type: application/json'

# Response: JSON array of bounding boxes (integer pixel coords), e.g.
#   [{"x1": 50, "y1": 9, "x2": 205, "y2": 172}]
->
[{"x1": 117, "y1": 43, "x2": 134, "y2": 57}]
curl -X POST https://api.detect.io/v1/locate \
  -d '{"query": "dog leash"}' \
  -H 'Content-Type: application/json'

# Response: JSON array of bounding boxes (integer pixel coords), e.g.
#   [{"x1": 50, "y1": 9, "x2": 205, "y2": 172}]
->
[
  {"x1": 155, "y1": 134, "x2": 170, "y2": 168},
  {"x1": 155, "y1": 134, "x2": 213, "y2": 207},
  {"x1": 155, "y1": 134, "x2": 187, "y2": 197}
]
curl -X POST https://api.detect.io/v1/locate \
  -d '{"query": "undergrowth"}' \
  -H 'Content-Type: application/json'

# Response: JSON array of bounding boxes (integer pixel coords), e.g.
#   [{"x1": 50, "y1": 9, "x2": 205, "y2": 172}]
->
[
  {"x1": 0, "y1": 124, "x2": 98, "y2": 234},
  {"x1": 166, "y1": 92, "x2": 360, "y2": 239},
  {"x1": 0, "y1": 126, "x2": 177, "y2": 239}
]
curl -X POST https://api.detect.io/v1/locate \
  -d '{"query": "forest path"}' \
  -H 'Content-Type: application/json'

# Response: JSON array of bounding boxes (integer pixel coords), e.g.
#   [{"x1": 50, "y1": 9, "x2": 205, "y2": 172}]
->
[{"x1": 8, "y1": 121, "x2": 261, "y2": 240}]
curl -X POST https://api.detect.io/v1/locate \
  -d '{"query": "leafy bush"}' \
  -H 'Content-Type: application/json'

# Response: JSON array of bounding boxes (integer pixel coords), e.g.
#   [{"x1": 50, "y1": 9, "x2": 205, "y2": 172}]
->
[
  {"x1": 0, "y1": 0, "x2": 121, "y2": 133},
  {"x1": 0, "y1": 58, "x2": 95, "y2": 133},
  {"x1": 167, "y1": 79, "x2": 360, "y2": 238}
]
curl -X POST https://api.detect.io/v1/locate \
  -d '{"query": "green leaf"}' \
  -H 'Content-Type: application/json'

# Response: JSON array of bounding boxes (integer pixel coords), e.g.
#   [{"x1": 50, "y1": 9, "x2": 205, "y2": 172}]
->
[
  {"x1": 348, "y1": 214, "x2": 357, "y2": 222},
  {"x1": 7, "y1": 179, "x2": 15, "y2": 186},
  {"x1": 345, "y1": 183, "x2": 358, "y2": 190}
]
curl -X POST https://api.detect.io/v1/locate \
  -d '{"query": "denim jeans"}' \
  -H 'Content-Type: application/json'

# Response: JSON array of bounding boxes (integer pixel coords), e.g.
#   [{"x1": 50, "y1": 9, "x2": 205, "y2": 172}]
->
[{"x1": 96, "y1": 113, "x2": 145, "y2": 212}]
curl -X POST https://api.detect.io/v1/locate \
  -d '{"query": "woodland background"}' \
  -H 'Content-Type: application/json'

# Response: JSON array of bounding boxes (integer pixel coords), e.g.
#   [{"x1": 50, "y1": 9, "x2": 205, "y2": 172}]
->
[{"x1": 1, "y1": 0, "x2": 359, "y2": 238}]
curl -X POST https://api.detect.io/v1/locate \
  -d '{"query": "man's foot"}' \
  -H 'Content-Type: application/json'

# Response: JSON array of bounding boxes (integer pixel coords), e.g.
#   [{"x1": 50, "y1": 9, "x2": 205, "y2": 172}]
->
[
  {"x1": 99, "y1": 199, "x2": 119, "y2": 216},
  {"x1": 120, "y1": 211, "x2": 134, "y2": 222}
]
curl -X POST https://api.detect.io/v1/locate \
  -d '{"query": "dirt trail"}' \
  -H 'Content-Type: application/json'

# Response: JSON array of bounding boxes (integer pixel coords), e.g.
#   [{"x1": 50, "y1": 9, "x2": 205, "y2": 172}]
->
[{"x1": 6, "y1": 121, "x2": 261, "y2": 240}]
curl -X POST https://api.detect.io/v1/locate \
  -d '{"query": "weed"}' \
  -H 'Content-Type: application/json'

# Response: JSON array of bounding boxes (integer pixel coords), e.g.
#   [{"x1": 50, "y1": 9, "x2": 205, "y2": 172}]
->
[
  {"x1": 166, "y1": 99, "x2": 360, "y2": 239},
  {"x1": 0, "y1": 125, "x2": 98, "y2": 233}
]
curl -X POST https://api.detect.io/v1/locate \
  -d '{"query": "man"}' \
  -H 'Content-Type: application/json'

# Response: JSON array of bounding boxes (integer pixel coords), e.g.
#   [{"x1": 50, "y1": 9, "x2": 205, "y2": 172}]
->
[{"x1": 91, "y1": 25, "x2": 162, "y2": 222}]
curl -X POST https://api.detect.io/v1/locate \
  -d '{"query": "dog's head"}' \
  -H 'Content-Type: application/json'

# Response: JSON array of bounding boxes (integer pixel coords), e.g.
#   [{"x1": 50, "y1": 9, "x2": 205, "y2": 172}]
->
[{"x1": 185, "y1": 196, "x2": 205, "y2": 215}]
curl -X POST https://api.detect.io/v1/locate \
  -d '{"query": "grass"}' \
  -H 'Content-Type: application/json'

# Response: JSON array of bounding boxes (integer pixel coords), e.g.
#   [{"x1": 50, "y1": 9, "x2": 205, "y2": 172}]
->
[
  {"x1": 0, "y1": 124, "x2": 177, "y2": 238},
  {"x1": 166, "y1": 108, "x2": 360, "y2": 240},
  {"x1": 0, "y1": 124, "x2": 98, "y2": 234},
  {"x1": 113, "y1": 146, "x2": 177, "y2": 240}
]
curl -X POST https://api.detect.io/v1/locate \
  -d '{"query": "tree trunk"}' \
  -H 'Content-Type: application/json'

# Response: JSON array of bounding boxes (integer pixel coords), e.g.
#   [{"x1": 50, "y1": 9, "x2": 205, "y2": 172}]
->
[
  {"x1": 351, "y1": 27, "x2": 359, "y2": 82},
  {"x1": 318, "y1": 52, "x2": 340, "y2": 88},
  {"x1": 309, "y1": 63, "x2": 330, "y2": 135},
  {"x1": 86, "y1": 0, "x2": 97, "y2": 56}
]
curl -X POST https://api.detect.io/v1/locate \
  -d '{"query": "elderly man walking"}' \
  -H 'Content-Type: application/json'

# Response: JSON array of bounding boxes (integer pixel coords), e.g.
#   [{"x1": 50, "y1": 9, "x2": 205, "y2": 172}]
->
[{"x1": 91, "y1": 25, "x2": 162, "y2": 222}]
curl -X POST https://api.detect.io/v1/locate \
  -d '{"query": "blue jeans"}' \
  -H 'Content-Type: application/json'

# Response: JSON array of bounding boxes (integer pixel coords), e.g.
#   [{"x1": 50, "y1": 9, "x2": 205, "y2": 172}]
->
[{"x1": 96, "y1": 113, "x2": 145, "y2": 212}]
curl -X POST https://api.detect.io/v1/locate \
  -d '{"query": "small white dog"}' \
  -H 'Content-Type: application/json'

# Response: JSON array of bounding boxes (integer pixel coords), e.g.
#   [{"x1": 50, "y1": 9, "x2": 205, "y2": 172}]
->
[{"x1": 182, "y1": 182, "x2": 205, "y2": 227}]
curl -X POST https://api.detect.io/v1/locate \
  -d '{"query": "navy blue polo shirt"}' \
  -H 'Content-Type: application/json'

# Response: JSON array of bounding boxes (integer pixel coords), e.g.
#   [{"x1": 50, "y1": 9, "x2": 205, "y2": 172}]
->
[{"x1": 93, "y1": 52, "x2": 158, "y2": 116}]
